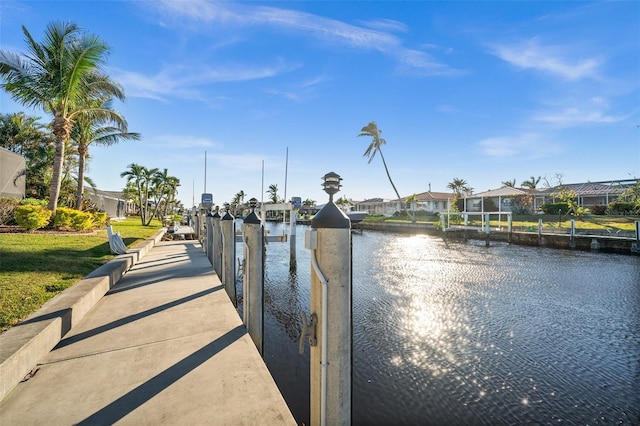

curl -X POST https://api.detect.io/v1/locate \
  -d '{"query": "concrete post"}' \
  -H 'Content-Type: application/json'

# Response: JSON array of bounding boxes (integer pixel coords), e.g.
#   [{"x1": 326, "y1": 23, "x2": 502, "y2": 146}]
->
[
  {"x1": 221, "y1": 211, "x2": 237, "y2": 306},
  {"x1": 206, "y1": 213, "x2": 214, "y2": 265},
  {"x1": 243, "y1": 210, "x2": 264, "y2": 355},
  {"x1": 507, "y1": 214, "x2": 512, "y2": 243},
  {"x1": 309, "y1": 202, "x2": 351, "y2": 426},
  {"x1": 290, "y1": 209, "x2": 297, "y2": 270},
  {"x1": 440, "y1": 213, "x2": 446, "y2": 232},
  {"x1": 570, "y1": 219, "x2": 576, "y2": 248},
  {"x1": 538, "y1": 218, "x2": 543, "y2": 244},
  {"x1": 636, "y1": 221, "x2": 640, "y2": 242},
  {"x1": 484, "y1": 213, "x2": 490, "y2": 247},
  {"x1": 212, "y1": 211, "x2": 222, "y2": 278}
]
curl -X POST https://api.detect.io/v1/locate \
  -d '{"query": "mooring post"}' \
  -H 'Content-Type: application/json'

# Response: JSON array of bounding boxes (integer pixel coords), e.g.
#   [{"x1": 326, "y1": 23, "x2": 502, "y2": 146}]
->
[
  {"x1": 484, "y1": 213, "x2": 491, "y2": 247},
  {"x1": 507, "y1": 214, "x2": 512, "y2": 243},
  {"x1": 538, "y1": 218, "x2": 543, "y2": 244},
  {"x1": 212, "y1": 209, "x2": 222, "y2": 278},
  {"x1": 636, "y1": 221, "x2": 640, "y2": 242},
  {"x1": 221, "y1": 206, "x2": 237, "y2": 306},
  {"x1": 290, "y1": 208, "x2": 297, "y2": 270},
  {"x1": 307, "y1": 172, "x2": 351, "y2": 426},
  {"x1": 570, "y1": 219, "x2": 576, "y2": 248},
  {"x1": 440, "y1": 213, "x2": 446, "y2": 232},
  {"x1": 243, "y1": 198, "x2": 264, "y2": 355},
  {"x1": 206, "y1": 212, "x2": 214, "y2": 265},
  {"x1": 193, "y1": 208, "x2": 200, "y2": 240}
]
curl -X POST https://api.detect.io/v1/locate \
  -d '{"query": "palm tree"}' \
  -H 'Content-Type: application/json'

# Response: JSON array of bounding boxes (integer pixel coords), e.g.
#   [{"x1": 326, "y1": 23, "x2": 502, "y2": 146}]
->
[
  {"x1": 302, "y1": 198, "x2": 316, "y2": 208},
  {"x1": 447, "y1": 177, "x2": 472, "y2": 196},
  {"x1": 71, "y1": 99, "x2": 140, "y2": 209},
  {"x1": 405, "y1": 193, "x2": 419, "y2": 223},
  {"x1": 502, "y1": 179, "x2": 516, "y2": 187},
  {"x1": 0, "y1": 21, "x2": 125, "y2": 216},
  {"x1": 358, "y1": 121, "x2": 412, "y2": 220},
  {"x1": 121, "y1": 163, "x2": 158, "y2": 225},
  {"x1": 521, "y1": 176, "x2": 541, "y2": 189},
  {"x1": 230, "y1": 190, "x2": 245, "y2": 214},
  {"x1": 267, "y1": 184, "x2": 279, "y2": 203},
  {"x1": 0, "y1": 112, "x2": 54, "y2": 199}
]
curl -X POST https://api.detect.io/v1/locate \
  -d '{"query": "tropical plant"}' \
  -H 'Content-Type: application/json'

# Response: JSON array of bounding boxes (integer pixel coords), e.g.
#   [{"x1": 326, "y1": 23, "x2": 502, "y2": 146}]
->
[
  {"x1": 521, "y1": 176, "x2": 542, "y2": 189},
  {"x1": 502, "y1": 179, "x2": 516, "y2": 187},
  {"x1": 266, "y1": 184, "x2": 280, "y2": 203},
  {"x1": 447, "y1": 178, "x2": 472, "y2": 196},
  {"x1": 0, "y1": 21, "x2": 125, "y2": 216},
  {"x1": 121, "y1": 163, "x2": 158, "y2": 225},
  {"x1": 230, "y1": 190, "x2": 246, "y2": 214},
  {"x1": 405, "y1": 193, "x2": 418, "y2": 223},
  {"x1": 0, "y1": 112, "x2": 55, "y2": 199},
  {"x1": 70, "y1": 98, "x2": 140, "y2": 209},
  {"x1": 302, "y1": 198, "x2": 316, "y2": 208},
  {"x1": 358, "y1": 121, "x2": 412, "y2": 221}
]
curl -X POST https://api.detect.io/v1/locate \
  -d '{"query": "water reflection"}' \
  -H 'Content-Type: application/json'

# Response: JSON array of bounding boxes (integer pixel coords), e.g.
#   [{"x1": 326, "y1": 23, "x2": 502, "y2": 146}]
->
[{"x1": 247, "y1": 224, "x2": 640, "y2": 425}]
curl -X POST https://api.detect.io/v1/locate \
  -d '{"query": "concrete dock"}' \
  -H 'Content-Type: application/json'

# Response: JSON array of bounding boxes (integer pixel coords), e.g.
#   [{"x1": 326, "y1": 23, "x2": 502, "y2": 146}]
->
[{"x1": 0, "y1": 239, "x2": 296, "y2": 425}]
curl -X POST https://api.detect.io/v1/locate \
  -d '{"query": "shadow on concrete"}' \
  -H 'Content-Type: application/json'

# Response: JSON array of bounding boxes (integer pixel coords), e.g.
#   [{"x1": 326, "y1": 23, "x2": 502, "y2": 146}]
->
[
  {"x1": 106, "y1": 267, "x2": 214, "y2": 295},
  {"x1": 54, "y1": 286, "x2": 223, "y2": 349},
  {"x1": 75, "y1": 325, "x2": 246, "y2": 426}
]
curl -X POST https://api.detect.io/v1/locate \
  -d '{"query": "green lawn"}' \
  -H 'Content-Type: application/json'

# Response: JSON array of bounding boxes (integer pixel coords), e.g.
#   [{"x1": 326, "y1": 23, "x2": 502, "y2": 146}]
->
[
  {"x1": 364, "y1": 213, "x2": 639, "y2": 232},
  {"x1": 0, "y1": 218, "x2": 163, "y2": 332}
]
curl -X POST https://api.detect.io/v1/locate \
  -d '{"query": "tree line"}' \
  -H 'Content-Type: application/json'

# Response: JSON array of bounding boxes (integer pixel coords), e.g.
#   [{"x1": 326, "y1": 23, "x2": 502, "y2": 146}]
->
[{"x1": 1, "y1": 21, "x2": 179, "y2": 225}]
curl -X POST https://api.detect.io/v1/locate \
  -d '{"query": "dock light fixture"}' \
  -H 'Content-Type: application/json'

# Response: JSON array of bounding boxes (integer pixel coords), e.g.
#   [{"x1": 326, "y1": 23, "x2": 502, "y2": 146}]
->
[
  {"x1": 249, "y1": 197, "x2": 258, "y2": 211},
  {"x1": 322, "y1": 172, "x2": 342, "y2": 202},
  {"x1": 224, "y1": 202, "x2": 230, "y2": 213}
]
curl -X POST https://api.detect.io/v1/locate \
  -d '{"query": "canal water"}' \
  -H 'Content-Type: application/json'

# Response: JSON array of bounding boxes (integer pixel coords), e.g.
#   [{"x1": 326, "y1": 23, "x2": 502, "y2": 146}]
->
[{"x1": 237, "y1": 222, "x2": 640, "y2": 425}]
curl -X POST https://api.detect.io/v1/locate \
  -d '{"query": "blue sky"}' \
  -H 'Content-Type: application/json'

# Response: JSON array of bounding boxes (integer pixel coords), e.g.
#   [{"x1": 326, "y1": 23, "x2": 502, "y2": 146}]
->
[{"x1": 1, "y1": 1, "x2": 639, "y2": 208}]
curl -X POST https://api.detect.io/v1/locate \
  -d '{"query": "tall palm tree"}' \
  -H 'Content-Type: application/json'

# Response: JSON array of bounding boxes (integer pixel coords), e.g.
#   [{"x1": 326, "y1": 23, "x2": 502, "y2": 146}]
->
[
  {"x1": 121, "y1": 163, "x2": 158, "y2": 225},
  {"x1": 521, "y1": 176, "x2": 541, "y2": 189},
  {"x1": 447, "y1": 177, "x2": 472, "y2": 196},
  {"x1": 267, "y1": 184, "x2": 279, "y2": 203},
  {"x1": 71, "y1": 98, "x2": 140, "y2": 209},
  {"x1": 358, "y1": 121, "x2": 412, "y2": 220},
  {"x1": 0, "y1": 21, "x2": 125, "y2": 216},
  {"x1": 502, "y1": 179, "x2": 516, "y2": 187}
]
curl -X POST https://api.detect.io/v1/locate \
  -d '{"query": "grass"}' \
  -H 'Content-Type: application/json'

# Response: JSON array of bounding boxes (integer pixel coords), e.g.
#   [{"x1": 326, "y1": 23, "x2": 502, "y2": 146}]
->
[
  {"x1": 364, "y1": 213, "x2": 639, "y2": 232},
  {"x1": 0, "y1": 217, "x2": 163, "y2": 332}
]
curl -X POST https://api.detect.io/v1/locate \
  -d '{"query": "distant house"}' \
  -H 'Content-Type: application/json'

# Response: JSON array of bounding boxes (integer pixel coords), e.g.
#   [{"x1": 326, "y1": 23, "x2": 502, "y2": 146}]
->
[
  {"x1": 354, "y1": 198, "x2": 396, "y2": 216},
  {"x1": 464, "y1": 186, "x2": 544, "y2": 213},
  {"x1": 0, "y1": 147, "x2": 26, "y2": 199},
  {"x1": 355, "y1": 191, "x2": 453, "y2": 216},
  {"x1": 538, "y1": 179, "x2": 636, "y2": 208},
  {"x1": 85, "y1": 189, "x2": 134, "y2": 219}
]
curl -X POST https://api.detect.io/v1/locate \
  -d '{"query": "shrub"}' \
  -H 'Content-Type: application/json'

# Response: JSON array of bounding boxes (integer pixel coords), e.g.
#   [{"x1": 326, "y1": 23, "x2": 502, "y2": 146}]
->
[
  {"x1": 91, "y1": 211, "x2": 109, "y2": 228},
  {"x1": 54, "y1": 207, "x2": 94, "y2": 231},
  {"x1": 608, "y1": 202, "x2": 636, "y2": 215},
  {"x1": 19, "y1": 198, "x2": 47, "y2": 207},
  {"x1": 541, "y1": 202, "x2": 570, "y2": 215},
  {"x1": 14, "y1": 205, "x2": 52, "y2": 230},
  {"x1": 0, "y1": 198, "x2": 19, "y2": 225},
  {"x1": 591, "y1": 205, "x2": 607, "y2": 215}
]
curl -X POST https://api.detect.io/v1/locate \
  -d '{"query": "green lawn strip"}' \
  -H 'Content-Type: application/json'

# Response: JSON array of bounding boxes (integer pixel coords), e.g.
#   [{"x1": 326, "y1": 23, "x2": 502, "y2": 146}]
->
[
  {"x1": 363, "y1": 214, "x2": 638, "y2": 232},
  {"x1": 0, "y1": 218, "x2": 162, "y2": 332}
]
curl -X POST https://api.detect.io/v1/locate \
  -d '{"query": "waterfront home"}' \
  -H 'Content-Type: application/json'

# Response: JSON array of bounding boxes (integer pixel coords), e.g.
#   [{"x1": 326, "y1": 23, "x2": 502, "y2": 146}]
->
[
  {"x1": 355, "y1": 191, "x2": 453, "y2": 216},
  {"x1": 464, "y1": 186, "x2": 544, "y2": 214}
]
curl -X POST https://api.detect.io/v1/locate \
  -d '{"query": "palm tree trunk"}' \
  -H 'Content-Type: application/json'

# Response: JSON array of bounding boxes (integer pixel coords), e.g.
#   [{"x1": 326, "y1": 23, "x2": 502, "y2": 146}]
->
[
  {"x1": 47, "y1": 135, "x2": 65, "y2": 215},
  {"x1": 378, "y1": 149, "x2": 413, "y2": 221},
  {"x1": 75, "y1": 149, "x2": 87, "y2": 210}
]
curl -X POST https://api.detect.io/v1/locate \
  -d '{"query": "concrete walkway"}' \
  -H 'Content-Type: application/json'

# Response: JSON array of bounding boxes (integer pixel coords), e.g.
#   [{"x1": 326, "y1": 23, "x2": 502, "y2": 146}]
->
[{"x1": 0, "y1": 240, "x2": 296, "y2": 426}]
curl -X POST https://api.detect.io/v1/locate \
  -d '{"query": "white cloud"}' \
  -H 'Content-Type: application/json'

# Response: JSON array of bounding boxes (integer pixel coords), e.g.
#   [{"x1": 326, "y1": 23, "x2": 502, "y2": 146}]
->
[
  {"x1": 151, "y1": 0, "x2": 460, "y2": 75},
  {"x1": 112, "y1": 61, "x2": 296, "y2": 101},
  {"x1": 534, "y1": 108, "x2": 622, "y2": 127},
  {"x1": 490, "y1": 37, "x2": 602, "y2": 80},
  {"x1": 153, "y1": 134, "x2": 222, "y2": 148},
  {"x1": 478, "y1": 133, "x2": 562, "y2": 159},
  {"x1": 532, "y1": 97, "x2": 625, "y2": 127}
]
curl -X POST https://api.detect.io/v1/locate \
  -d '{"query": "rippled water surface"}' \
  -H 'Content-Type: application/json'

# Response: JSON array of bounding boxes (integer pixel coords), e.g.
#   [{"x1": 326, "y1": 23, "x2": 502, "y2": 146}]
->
[{"x1": 238, "y1": 223, "x2": 640, "y2": 425}]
